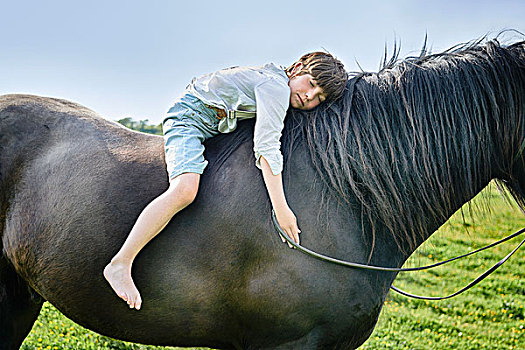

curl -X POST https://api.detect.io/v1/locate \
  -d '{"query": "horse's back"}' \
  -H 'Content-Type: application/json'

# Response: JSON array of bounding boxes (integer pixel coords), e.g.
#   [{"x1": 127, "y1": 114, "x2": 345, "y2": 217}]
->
[{"x1": 0, "y1": 94, "x2": 384, "y2": 349}]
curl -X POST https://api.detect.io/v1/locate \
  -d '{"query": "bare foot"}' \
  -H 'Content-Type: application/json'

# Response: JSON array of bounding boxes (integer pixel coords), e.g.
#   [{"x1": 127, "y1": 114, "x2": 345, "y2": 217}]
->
[{"x1": 103, "y1": 261, "x2": 142, "y2": 310}]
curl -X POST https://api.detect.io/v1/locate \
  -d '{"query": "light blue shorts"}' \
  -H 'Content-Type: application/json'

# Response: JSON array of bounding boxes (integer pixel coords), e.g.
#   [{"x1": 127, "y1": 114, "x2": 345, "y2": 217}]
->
[{"x1": 162, "y1": 93, "x2": 221, "y2": 180}]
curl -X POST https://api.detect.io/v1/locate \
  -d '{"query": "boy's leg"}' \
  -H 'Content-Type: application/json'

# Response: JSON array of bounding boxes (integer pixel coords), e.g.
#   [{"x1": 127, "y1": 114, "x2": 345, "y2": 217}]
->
[{"x1": 104, "y1": 172, "x2": 200, "y2": 310}]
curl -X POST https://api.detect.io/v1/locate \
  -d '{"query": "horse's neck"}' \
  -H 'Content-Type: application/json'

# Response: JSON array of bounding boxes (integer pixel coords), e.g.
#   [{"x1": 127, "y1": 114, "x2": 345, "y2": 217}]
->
[{"x1": 413, "y1": 116, "x2": 521, "y2": 250}]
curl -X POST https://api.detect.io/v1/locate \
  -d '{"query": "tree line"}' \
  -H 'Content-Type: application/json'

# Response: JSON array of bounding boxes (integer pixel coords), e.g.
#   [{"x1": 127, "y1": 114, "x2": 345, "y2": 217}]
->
[{"x1": 117, "y1": 117, "x2": 163, "y2": 135}]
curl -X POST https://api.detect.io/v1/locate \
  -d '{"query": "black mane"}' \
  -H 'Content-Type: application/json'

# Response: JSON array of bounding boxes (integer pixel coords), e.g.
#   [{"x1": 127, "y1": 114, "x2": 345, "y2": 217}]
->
[{"x1": 209, "y1": 36, "x2": 525, "y2": 252}]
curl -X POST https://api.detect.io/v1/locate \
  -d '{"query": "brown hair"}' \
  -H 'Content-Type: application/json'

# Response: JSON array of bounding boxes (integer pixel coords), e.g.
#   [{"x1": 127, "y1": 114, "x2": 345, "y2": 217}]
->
[{"x1": 286, "y1": 51, "x2": 348, "y2": 102}]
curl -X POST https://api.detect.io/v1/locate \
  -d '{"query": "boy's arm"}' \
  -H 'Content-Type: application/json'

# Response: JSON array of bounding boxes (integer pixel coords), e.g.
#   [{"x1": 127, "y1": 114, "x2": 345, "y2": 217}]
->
[{"x1": 259, "y1": 156, "x2": 300, "y2": 246}]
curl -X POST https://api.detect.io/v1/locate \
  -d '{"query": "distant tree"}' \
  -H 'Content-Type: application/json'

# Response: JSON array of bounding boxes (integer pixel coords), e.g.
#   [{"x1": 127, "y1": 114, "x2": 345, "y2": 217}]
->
[{"x1": 117, "y1": 117, "x2": 162, "y2": 135}]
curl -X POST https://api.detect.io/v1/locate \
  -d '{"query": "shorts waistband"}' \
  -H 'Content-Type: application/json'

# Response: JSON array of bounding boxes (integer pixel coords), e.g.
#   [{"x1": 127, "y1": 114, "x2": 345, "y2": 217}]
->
[
  {"x1": 204, "y1": 104, "x2": 227, "y2": 119},
  {"x1": 203, "y1": 104, "x2": 256, "y2": 120}
]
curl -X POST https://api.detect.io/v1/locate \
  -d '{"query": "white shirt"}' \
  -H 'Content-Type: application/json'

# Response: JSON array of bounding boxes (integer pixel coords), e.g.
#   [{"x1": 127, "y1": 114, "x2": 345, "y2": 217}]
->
[{"x1": 187, "y1": 63, "x2": 290, "y2": 175}]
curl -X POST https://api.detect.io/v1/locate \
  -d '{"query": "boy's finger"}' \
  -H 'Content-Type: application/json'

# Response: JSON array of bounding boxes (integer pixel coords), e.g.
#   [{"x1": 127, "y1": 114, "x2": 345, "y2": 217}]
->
[
  {"x1": 291, "y1": 230, "x2": 300, "y2": 244},
  {"x1": 284, "y1": 229, "x2": 295, "y2": 248},
  {"x1": 279, "y1": 229, "x2": 300, "y2": 247}
]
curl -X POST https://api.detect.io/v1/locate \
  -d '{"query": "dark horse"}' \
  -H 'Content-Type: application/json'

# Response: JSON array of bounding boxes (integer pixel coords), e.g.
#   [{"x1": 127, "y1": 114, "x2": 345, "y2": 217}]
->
[{"x1": 1, "y1": 37, "x2": 525, "y2": 349}]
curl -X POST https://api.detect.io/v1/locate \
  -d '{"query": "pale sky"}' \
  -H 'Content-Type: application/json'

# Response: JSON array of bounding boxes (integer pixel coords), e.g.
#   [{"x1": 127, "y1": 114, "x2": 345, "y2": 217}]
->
[{"x1": 1, "y1": 0, "x2": 523, "y2": 124}]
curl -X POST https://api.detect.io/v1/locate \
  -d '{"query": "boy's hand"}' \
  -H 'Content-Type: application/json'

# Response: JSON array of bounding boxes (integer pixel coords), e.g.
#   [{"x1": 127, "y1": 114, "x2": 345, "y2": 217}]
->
[{"x1": 274, "y1": 205, "x2": 301, "y2": 248}]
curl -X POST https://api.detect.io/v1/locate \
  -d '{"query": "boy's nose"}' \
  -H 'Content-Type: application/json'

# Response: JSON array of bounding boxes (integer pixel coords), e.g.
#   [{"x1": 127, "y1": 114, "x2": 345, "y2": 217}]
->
[
  {"x1": 305, "y1": 89, "x2": 316, "y2": 100},
  {"x1": 307, "y1": 86, "x2": 321, "y2": 100}
]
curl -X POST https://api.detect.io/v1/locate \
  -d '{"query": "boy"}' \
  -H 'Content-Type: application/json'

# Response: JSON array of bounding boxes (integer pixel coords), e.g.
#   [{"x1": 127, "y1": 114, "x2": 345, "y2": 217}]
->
[{"x1": 104, "y1": 52, "x2": 347, "y2": 310}]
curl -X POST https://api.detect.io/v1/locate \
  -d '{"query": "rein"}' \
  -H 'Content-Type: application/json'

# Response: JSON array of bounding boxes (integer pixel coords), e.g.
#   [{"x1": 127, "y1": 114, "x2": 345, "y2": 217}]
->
[{"x1": 271, "y1": 210, "x2": 525, "y2": 300}]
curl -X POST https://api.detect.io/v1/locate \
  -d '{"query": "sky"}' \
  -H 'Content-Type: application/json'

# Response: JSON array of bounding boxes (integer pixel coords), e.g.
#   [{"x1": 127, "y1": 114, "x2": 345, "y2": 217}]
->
[{"x1": 1, "y1": 0, "x2": 524, "y2": 124}]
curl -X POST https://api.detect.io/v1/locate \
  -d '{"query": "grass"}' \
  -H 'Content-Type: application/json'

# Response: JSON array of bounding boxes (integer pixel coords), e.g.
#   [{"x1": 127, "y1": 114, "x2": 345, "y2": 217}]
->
[
  {"x1": 360, "y1": 184, "x2": 525, "y2": 349},
  {"x1": 22, "y1": 184, "x2": 524, "y2": 349}
]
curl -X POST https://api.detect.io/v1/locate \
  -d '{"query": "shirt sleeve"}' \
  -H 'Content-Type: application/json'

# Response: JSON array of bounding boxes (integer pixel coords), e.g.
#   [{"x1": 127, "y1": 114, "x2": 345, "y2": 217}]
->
[{"x1": 253, "y1": 79, "x2": 290, "y2": 175}]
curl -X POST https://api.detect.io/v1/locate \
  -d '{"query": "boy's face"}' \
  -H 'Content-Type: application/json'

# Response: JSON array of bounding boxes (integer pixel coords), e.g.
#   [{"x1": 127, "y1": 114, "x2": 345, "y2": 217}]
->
[{"x1": 288, "y1": 64, "x2": 327, "y2": 110}]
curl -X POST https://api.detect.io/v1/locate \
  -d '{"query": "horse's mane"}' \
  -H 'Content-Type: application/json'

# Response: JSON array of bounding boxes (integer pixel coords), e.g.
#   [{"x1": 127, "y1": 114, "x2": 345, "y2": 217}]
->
[{"x1": 210, "y1": 35, "x2": 525, "y2": 253}]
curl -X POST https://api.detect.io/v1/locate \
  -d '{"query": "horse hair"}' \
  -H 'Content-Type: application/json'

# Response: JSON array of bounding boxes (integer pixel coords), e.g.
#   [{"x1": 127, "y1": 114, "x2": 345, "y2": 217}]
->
[{"x1": 209, "y1": 36, "x2": 525, "y2": 253}]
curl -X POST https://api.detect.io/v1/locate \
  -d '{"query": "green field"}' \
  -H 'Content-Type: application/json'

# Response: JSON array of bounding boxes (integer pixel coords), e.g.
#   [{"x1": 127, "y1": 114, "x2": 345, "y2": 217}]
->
[{"x1": 21, "y1": 184, "x2": 524, "y2": 350}]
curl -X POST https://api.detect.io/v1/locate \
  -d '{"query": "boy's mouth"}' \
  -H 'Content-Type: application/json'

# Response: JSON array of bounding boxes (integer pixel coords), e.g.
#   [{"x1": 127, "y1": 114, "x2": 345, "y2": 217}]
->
[{"x1": 297, "y1": 94, "x2": 304, "y2": 107}]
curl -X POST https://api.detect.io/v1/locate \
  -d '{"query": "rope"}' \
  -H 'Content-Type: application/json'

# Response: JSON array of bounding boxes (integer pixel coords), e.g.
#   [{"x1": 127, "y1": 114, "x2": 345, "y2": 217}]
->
[{"x1": 271, "y1": 210, "x2": 524, "y2": 300}]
